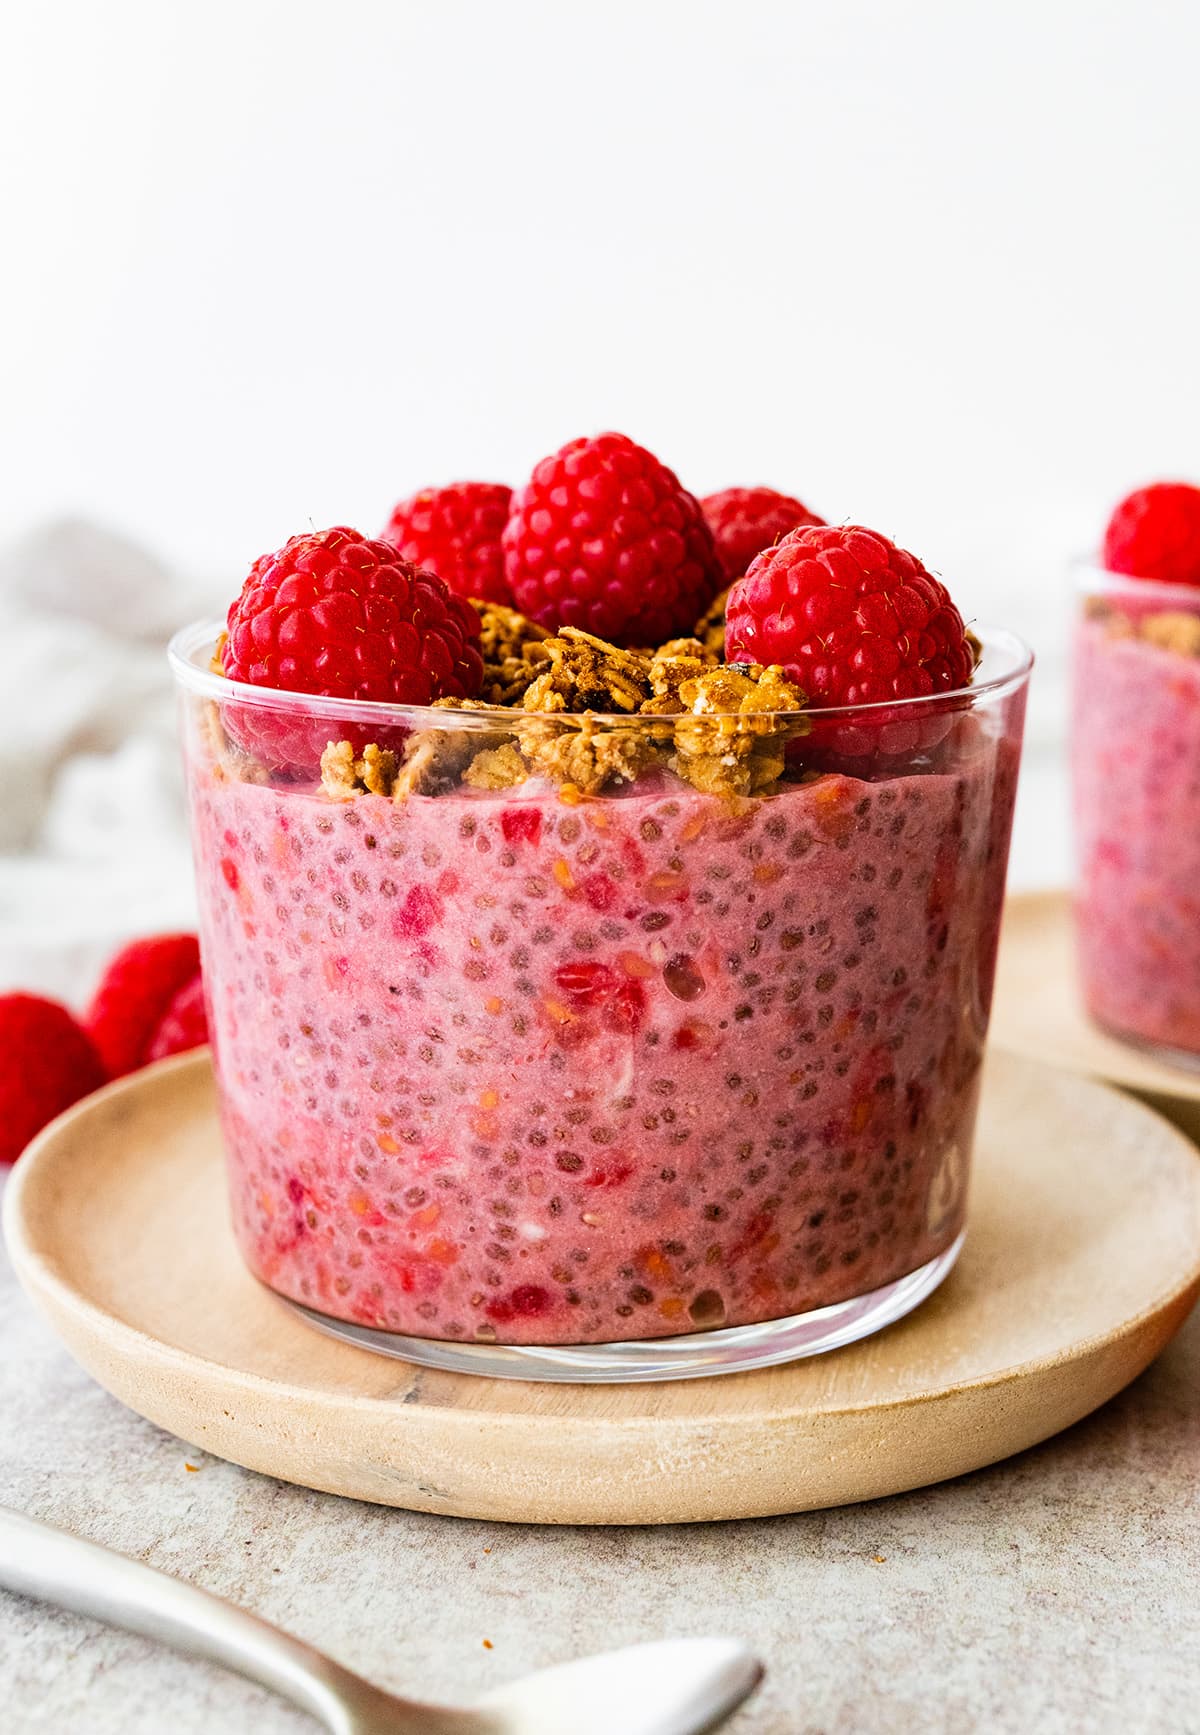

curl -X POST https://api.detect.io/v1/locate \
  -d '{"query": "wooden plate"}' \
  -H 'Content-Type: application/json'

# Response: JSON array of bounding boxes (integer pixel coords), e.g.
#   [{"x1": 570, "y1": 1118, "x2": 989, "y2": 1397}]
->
[
  {"x1": 5, "y1": 1049, "x2": 1200, "y2": 1526},
  {"x1": 992, "y1": 889, "x2": 1200, "y2": 1143}
]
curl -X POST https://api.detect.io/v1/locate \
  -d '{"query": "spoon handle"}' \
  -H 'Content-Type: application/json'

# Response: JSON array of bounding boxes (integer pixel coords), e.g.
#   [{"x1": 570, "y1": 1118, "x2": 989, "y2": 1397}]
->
[{"x1": 0, "y1": 1503, "x2": 393, "y2": 1732}]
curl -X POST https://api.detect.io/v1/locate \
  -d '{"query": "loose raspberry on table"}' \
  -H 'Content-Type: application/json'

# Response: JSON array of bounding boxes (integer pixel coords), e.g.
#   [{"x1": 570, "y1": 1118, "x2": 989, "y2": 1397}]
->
[
  {"x1": 502, "y1": 432, "x2": 724, "y2": 646},
  {"x1": 0, "y1": 994, "x2": 107, "y2": 1165},
  {"x1": 221, "y1": 527, "x2": 484, "y2": 769},
  {"x1": 725, "y1": 524, "x2": 974, "y2": 707},
  {"x1": 1103, "y1": 482, "x2": 1200, "y2": 587},
  {"x1": 383, "y1": 482, "x2": 513, "y2": 605},
  {"x1": 701, "y1": 486, "x2": 825, "y2": 582},
  {"x1": 84, "y1": 934, "x2": 203, "y2": 1079},
  {"x1": 145, "y1": 973, "x2": 210, "y2": 1063}
]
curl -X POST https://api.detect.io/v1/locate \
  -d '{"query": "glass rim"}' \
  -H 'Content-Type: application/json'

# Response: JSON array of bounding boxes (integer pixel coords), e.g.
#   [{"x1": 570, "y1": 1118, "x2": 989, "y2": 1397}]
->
[
  {"x1": 167, "y1": 618, "x2": 1033, "y2": 729},
  {"x1": 1072, "y1": 558, "x2": 1200, "y2": 609}
]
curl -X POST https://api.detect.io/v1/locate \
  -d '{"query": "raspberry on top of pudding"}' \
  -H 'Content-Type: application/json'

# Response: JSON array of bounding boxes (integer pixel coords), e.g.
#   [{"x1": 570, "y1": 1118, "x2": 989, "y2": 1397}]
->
[
  {"x1": 1102, "y1": 481, "x2": 1200, "y2": 589},
  {"x1": 726, "y1": 523, "x2": 975, "y2": 708},
  {"x1": 700, "y1": 486, "x2": 825, "y2": 585},
  {"x1": 382, "y1": 482, "x2": 514, "y2": 607},
  {"x1": 219, "y1": 526, "x2": 484, "y2": 770},
  {"x1": 502, "y1": 432, "x2": 725, "y2": 648}
]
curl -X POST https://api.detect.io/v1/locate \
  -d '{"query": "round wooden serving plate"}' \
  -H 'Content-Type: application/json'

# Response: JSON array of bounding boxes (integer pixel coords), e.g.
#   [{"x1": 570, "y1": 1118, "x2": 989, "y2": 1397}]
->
[
  {"x1": 5, "y1": 1049, "x2": 1200, "y2": 1526},
  {"x1": 992, "y1": 889, "x2": 1200, "y2": 1144}
]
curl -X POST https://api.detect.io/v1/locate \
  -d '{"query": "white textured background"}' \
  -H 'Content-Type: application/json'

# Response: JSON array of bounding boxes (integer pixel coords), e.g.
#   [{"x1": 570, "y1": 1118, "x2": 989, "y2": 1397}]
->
[{"x1": 3, "y1": 0, "x2": 1200, "y2": 994}]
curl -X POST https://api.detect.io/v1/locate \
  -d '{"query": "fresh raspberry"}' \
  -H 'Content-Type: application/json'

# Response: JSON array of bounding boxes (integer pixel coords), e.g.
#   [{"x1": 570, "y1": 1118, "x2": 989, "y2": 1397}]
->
[
  {"x1": 84, "y1": 934, "x2": 202, "y2": 1079},
  {"x1": 701, "y1": 486, "x2": 825, "y2": 582},
  {"x1": 1103, "y1": 482, "x2": 1200, "y2": 587},
  {"x1": 383, "y1": 482, "x2": 513, "y2": 605},
  {"x1": 145, "y1": 973, "x2": 209, "y2": 1063},
  {"x1": 502, "y1": 432, "x2": 724, "y2": 645},
  {"x1": 0, "y1": 994, "x2": 107, "y2": 1165},
  {"x1": 726, "y1": 524, "x2": 973, "y2": 707},
  {"x1": 221, "y1": 527, "x2": 484, "y2": 769}
]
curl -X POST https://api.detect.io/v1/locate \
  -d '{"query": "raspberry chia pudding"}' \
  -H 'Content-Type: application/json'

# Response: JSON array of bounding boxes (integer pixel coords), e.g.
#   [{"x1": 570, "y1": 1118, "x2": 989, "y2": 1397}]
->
[
  {"x1": 172, "y1": 451, "x2": 1029, "y2": 1376},
  {"x1": 1074, "y1": 593, "x2": 1200, "y2": 1066},
  {"x1": 1072, "y1": 483, "x2": 1200, "y2": 1067}
]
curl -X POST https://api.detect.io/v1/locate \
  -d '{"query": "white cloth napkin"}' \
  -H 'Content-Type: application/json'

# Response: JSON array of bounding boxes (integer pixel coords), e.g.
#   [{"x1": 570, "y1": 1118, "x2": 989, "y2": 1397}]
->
[{"x1": 0, "y1": 519, "x2": 225, "y2": 1003}]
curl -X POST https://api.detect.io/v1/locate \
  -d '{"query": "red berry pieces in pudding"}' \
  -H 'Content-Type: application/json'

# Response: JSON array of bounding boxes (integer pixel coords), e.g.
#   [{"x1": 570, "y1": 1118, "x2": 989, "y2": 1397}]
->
[
  {"x1": 85, "y1": 933, "x2": 202, "y2": 1078},
  {"x1": 1103, "y1": 482, "x2": 1200, "y2": 587},
  {"x1": 725, "y1": 523, "x2": 975, "y2": 705},
  {"x1": 0, "y1": 993, "x2": 107, "y2": 1165},
  {"x1": 221, "y1": 527, "x2": 484, "y2": 768},
  {"x1": 502, "y1": 432, "x2": 724, "y2": 645},
  {"x1": 701, "y1": 486, "x2": 825, "y2": 582},
  {"x1": 383, "y1": 482, "x2": 514, "y2": 606}
]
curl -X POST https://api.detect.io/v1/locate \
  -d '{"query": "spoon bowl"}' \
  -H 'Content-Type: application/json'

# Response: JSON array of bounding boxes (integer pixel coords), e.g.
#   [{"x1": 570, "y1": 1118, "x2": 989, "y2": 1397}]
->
[
  {"x1": 0, "y1": 1505, "x2": 761, "y2": 1734},
  {"x1": 475, "y1": 1636, "x2": 761, "y2": 1735}
]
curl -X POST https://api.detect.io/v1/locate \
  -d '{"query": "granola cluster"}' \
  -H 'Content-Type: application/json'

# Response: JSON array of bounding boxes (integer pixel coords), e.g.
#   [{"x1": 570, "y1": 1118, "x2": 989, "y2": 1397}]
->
[
  {"x1": 313, "y1": 608, "x2": 809, "y2": 803},
  {"x1": 475, "y1": 602, "x2": 554, "y2": 704},
  {"x1": 320, "y1": 740, "x2": 399, "y2": 798},
  {"x1": 1141, "y1": 612, "x2": 1200, "y2": 657},
  {"x1": 693, "y1": 586, "x2": 730, "y2": 657},
  {"x1": 1085, "y1": 596, "x2": 1200, "y2": 658},
  {"x1": 668, "y1": 663, "x2": 812, "y2": 796},
  {"x1": 521, "y1": 628, "x2": 657, "y2": 715},
  {"x1": 473, "y1": 592, "x2": 733, "y2": 707}
]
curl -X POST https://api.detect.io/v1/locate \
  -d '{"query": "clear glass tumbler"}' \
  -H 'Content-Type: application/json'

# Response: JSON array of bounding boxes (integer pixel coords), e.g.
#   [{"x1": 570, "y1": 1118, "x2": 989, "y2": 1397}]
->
[
  {"x1": 1072, "y1": 567, "x2": 1200, "y2": 1069},
  {"x1": 169, "y1": 622, "x2": 1030, "y2": 1381}
]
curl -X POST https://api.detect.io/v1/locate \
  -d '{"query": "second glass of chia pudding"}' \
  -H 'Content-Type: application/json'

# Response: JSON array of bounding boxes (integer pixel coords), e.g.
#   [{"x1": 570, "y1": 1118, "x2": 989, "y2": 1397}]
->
[
  {"x1": 1073, "y1": 481, "x2": 1200, "y2": 1069},
  {"x1": 171, "y1": 446, "x2": 1030, "y2": 1380}
]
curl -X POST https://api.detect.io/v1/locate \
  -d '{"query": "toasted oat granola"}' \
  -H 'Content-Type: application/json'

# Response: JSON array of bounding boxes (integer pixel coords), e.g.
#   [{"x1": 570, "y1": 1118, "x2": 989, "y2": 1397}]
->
[
  {"x1": 516, "y1": 714, "x2": 662, "y2": 795},
  {"x1": 1139, "y1": 610, "x2": 1200, "y2": 657},
  {"x1": 641, "y1": 638, "x2": 721, "y2": 714},
  {"x1": 319, "y1": 705, "x2": 512, "y2": 801},
  {"x1": 669, "y1": 663, "x2": 808, "y2": 797},
  {"x1": 392, "y1": 698, "x2": 518, "y2": 797},
  {"x1": 321, "y1": 740, "x2": 401, "y2": 798},
  {"x1": 302, "y1": 628, "x2": 811, "y2": 803},
  {"x1": 1085, "y1": 597, "x2": 1200, "y2": 657},
  {"x1": 693, "y1": 587, "x2": 730, "y2": 657},
  {"x1": 462, "y1": 742, "x2": 530, "y2": 790},
  {"x1": 225, "y1": 604, "x2": 826, "y2": 805},
  {"x1": 390, "y1": 731, "x2": 477, "y2": 798},
  {"x1": 520, "y1": 628, "x2": 654, "y2": 715},
  {"x1": 472, "y1": 598, "x2": 551, "y2": 662},
  {"x1": 471, "y1": 600, "x2": 554, "y2": 704}
]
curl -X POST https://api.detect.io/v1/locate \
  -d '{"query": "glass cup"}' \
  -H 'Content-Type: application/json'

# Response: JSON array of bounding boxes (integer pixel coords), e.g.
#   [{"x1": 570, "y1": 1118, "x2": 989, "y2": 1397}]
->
[
  {"x1": 169, "y1": 622, "x2": 1031, "y2": 1381},
  {"x1": 1072, "y1": 567, "x2": 1200, "y2": 1069}
]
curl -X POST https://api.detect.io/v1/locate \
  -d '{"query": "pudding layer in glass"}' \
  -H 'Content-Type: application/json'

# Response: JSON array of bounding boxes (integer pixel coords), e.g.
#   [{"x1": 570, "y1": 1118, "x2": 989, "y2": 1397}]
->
[{"x1": 174, "y1": 627, "x2": 1028, "y2": 1349}]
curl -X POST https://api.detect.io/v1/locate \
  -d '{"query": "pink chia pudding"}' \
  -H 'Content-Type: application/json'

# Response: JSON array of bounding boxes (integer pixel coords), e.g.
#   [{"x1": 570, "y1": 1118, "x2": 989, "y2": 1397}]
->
[
  {"x1": 1073, "y1": 582, "x2": 1200, "y2": 1061},
  {"x1": 183, "y1": 693, "x2": 1024, "y2": 1348}
]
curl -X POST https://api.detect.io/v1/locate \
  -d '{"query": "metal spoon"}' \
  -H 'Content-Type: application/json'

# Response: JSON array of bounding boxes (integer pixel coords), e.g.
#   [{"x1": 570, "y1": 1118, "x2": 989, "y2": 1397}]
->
[{"x1": 0, "y1": 1505, "x2": 761, "y2": 1733}]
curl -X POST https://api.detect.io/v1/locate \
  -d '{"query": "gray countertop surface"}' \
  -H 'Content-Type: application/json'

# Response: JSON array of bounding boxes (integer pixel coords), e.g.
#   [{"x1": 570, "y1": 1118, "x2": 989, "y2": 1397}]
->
[{"x1": 1, "y1": 1171, "x2": 1197, "y2": 1735}]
